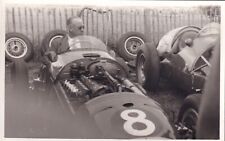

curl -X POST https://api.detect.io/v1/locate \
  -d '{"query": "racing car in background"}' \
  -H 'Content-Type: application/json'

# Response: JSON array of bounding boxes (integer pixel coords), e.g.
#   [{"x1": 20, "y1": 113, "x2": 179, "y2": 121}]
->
[
  {"x1": 30, "y1": 35, "x2": 175, "y2": 139},
  {"x1": 136, "y1": 22, "x2": 220, "y2": 139},
  {"x1": 136, "y1": 22, "x2": 219, "y2": 92}
]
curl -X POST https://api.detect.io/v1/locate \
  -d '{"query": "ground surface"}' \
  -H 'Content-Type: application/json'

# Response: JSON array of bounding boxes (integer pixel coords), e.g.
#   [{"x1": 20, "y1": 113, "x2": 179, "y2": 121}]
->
[{"x1": 5, "y1": 61, "x2": 186, "y2": 138}]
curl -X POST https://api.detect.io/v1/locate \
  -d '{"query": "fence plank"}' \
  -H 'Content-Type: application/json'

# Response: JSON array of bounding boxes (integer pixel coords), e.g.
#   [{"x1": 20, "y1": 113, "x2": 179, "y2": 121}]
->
[
  {"x1": 6, "y1": 7, "x2": 14, "y2": 33},
  {"x1": 103, "y1": 12, "x2": 108, "y2": 44},
  {"x1": 20, "y1": 7, "x2": 26, "y2": 35},
  {"x1": 135, "y1": 9, "x2": 141, "y2": 32},
  {"x1": 92, "y1": 11, "x2": 97, "y2": 38},
  {"x1": 125, "y1": 9, "x2": 130, "y2": 33},
  {"x1": 83, "y1": 9, "x2": 88, "y2": 35},
  {"x1": 37, "y1": 8, "x2": 45, "y2": 45},
  {"x1": 54, "y1": 8, "x2": 60, "y2": 29},
  {"x1": 116, "y1": 9, "x2": 121, "y2": 40},
  {"x1": 121, "y1": 9, "x2": 126, "y2": 34},
  {"x1": 108, "y1": 10, "x2": 113, "y2": 43},
  {"x1": 13, "y1": 7, "x2": 19, "y2": 32},
  {"x1": 60, "y1": 8, "x2": 66, "y2": 30},
  {"x1": 144, "y1": 9, "x2": 151, "y2": 42},
  {"x1": 32, "y1": 8, "x2": 39, "y2": 46},
  {"x1": 25, "y1": 7, "x2": 32, "y2": 42},
  {"x1": 98, "y1": 11, "x2": 104, "y2": 40},
  {"x1": 111, "y1": 10, "x2": 117, "y2": 42}
]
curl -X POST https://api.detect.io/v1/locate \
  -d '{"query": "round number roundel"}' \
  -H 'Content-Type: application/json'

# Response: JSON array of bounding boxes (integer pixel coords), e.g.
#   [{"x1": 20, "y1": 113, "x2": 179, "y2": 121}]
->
[{"x1": 120, "y1": 109, "x2": 156, "y2": 136}]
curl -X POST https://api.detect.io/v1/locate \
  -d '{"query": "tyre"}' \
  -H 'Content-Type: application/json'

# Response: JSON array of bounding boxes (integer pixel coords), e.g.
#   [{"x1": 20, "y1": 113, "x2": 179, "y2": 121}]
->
[
  {"x1": 5, "y1": 32, "x2": 33, "y2": 62},
  {"x1": 116, "y1": 31, "x2": 147, "y2": 61},
  {"x1": 177, "y1": 94, "x2": 201, "y2": 139},
  {"x1": 136, "y1": 42, "x2": 160, "y2": 92},
  {"x1": 41, "y1": 29, "x2": 67, "y2": 54},
  {"x1": 171, "y1": 26, "x2": 200, "y2": 54}
]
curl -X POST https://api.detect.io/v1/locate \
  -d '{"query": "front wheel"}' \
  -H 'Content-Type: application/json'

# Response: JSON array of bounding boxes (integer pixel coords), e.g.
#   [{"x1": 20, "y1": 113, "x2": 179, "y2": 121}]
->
[
  {"x1": 136, "y1": 43, "x2": 160, "y2": 92},
  {"x1": 177, "y1": 94, "x2": 201, "y2": 139}
]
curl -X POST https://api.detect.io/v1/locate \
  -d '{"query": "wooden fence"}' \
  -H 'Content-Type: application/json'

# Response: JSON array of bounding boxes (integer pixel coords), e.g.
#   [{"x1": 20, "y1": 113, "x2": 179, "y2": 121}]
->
[{"x1": 5, "y1": 5, "x2": 220, "y2": 49}]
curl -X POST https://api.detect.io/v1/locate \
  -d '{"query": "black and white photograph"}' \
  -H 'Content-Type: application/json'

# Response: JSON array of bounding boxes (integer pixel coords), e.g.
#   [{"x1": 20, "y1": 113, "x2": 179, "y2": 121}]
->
[{"x1": 3, "y1": 0, "x2": 222, "y2": 140}]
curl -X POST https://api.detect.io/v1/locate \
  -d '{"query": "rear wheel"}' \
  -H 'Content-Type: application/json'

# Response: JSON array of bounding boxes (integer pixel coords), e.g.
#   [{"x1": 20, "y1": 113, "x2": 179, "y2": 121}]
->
[{"x1": 136, "y1": 43, "x2": 160, "y2": 92}]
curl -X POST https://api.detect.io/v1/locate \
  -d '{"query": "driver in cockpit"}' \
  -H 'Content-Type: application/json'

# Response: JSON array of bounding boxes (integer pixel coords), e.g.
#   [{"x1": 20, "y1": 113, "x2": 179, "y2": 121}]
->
[
  {"x1": 37, "y1": 16, "x2": 84, "y2": 82},
  {"x1": 43, "y1": 16, "x2": 84, "y2": 65}
]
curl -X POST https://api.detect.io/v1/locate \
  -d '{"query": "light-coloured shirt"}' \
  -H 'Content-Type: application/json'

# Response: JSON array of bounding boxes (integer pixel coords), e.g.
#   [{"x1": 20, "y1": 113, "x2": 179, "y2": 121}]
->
[{"x1": 68, "y1": 35, "x2": 81, "y2": 50}]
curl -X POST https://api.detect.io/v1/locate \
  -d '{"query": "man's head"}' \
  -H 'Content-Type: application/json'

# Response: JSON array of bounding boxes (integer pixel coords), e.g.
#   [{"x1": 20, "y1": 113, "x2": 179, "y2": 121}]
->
[{"x1": 66, "y1": 16, "x2": 84, "y2": 38}]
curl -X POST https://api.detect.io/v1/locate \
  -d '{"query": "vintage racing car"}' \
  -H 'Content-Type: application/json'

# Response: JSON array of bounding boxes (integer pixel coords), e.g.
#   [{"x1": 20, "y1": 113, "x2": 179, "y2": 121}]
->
[
  {"x1": 136, "y1": 22, "x2": 220, "y2": 92},
  {"x1": 31, "y1": 35, "x2": 175, "y2": 139},
  {"x1": 136, "y1": 22, "x2": 220, "y2": 139},
  {"x1": 175, "y1": 40, "x2": 220, "y2": 139}
]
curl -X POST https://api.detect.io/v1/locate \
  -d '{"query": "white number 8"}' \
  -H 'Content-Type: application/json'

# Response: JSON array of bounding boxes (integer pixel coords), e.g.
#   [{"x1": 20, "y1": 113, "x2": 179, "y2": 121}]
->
[{"x1": 120, "y1": 109, "x2": 155, "y2": 136}]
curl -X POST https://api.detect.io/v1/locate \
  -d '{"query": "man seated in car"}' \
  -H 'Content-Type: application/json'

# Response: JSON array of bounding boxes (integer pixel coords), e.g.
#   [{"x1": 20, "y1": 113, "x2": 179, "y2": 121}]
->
[
  {"x1": 37, "y1": 16, "x2": 85, "y2": 82},
  {"x1": 43, "y1": 16, "x2": 85, "y2": 65}
]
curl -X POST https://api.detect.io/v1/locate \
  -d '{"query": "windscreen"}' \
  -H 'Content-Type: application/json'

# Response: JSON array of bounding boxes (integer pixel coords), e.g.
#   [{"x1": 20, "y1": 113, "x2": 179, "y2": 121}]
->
[{"x1": 69, "y1": 35, "x2": 108, "y2": 51}]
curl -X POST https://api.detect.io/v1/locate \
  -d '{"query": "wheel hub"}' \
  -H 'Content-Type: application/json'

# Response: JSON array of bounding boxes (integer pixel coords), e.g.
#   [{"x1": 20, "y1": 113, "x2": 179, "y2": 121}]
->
[
  {"x1": 124, "y1": 36, "x2": 145, "y2": 56},
  {"x1": 5, "y1": 37, "x2": 28, "y2": 58}
]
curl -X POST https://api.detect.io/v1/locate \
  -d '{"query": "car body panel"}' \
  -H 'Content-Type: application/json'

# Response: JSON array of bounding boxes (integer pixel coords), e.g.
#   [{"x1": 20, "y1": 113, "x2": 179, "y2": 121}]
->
[
  {"x1": 157, "y1": 26, "x2": 200, "y2": 56},
  {"x1": 75, "y1": 93, "x2": 175, "y2": 139},
  {"x1": 50, "y1": 50, "x2": 115, "y2": 80},
  {"x1": 158, "y1": 23, "x2": 220, "y2": 92}
]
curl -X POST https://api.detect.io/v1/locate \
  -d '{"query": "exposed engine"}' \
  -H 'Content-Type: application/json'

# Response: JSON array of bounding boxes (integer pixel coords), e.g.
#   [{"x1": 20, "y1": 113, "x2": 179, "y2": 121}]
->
[{"x1": 60, "y1": 58, "x2": 146, "y2": 100}]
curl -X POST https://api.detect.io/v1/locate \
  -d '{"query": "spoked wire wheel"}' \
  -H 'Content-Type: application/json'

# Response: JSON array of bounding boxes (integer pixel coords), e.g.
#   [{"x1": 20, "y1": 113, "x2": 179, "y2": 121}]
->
[
  {"x1": 5, "y1": 32, "x2": 33, "y2": 62},
  {"x1": 124, "y1": 36, "x2": 145, "y2": 57},
  {"x1": 6, "y1": 38, "x2": 28, "y2": 59},
  {"x1": 117, "y1": 32, "x2": 147, "y2": 61}
]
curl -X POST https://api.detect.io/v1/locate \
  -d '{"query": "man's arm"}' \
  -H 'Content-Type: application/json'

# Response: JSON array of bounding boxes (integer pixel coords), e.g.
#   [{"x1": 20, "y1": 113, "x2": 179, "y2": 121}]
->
[{"x1": 40, "y1": 38, "x2": 61, "y2": 66}]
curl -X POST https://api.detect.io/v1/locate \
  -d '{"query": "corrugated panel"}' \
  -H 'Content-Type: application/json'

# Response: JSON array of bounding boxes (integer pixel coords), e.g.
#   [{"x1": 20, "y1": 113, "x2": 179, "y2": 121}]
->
[{"x1": 5, "y1": 5, "x2": 219, "y2": 48}]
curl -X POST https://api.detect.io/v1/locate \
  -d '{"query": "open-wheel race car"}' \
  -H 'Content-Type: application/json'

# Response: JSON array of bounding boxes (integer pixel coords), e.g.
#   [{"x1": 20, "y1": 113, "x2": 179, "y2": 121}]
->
[
  {"x1": 136, "y1": 22, "x2": 219, "y2": 93},
  {"x1": 136, "y1": 22, "x2": 220, "y2": 138},
  {"x1": 30, "y1": 35, "x2": 175, "y2": 139}
]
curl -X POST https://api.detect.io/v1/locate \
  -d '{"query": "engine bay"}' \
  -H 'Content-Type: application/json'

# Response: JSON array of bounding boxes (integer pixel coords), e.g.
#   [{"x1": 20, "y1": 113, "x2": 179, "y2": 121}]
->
[{"x1": 59, "y1": 57, "x2": 146, "y2": 100}]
